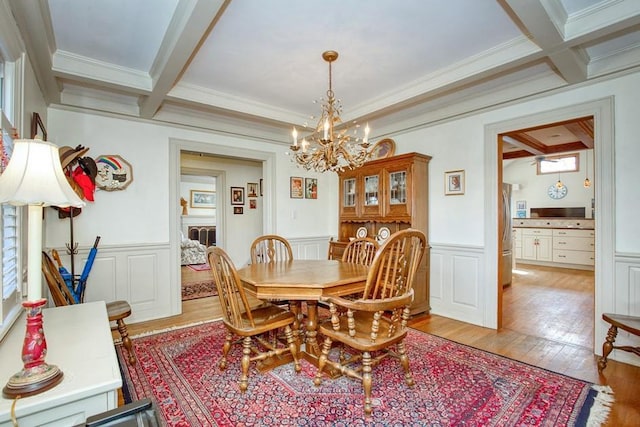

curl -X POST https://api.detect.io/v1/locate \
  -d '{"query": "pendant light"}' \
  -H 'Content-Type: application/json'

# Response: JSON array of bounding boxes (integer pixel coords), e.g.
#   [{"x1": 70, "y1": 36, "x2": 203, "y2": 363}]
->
[
  {"x1": 556, "y1": 172, "x2": 564, "y2": 189},
  {"x1": 583, "y1": 150, "x2": 592, "y2": 188}
]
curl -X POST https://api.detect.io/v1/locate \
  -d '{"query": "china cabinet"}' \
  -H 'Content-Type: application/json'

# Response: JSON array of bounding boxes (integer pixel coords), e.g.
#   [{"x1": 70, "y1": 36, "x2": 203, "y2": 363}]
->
[{"x1": 337, "y1": 152, "x2": 431, "y2": 315}]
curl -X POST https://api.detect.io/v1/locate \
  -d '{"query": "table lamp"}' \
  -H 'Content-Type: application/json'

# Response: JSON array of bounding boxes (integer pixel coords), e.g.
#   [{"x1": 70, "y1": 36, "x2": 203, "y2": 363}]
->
[{"x1": 0, "y1": 138, "x2": 85, "y2": 398}]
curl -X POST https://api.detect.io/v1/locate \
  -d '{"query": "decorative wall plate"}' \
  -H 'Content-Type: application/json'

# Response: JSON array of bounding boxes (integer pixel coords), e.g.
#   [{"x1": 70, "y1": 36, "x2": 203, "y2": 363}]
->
[
  {"x1": 356, "y1": 227, "x2": 368, "y2": 239},
  {"x1": 95, "y1": 155, "x2": 133, "y2": 191},
  {"x1": 370, "y1": 138, "x2": 396, "y2": 160},
  {"x1": 377, "y1": 227, "x2": 391, "y2": 244}
]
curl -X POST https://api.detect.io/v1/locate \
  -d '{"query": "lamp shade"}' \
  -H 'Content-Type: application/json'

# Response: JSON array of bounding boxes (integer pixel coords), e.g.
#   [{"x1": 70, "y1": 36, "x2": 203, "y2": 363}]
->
[{"x1": 0, "y1": 139, "x2": 85, "y2": 207}]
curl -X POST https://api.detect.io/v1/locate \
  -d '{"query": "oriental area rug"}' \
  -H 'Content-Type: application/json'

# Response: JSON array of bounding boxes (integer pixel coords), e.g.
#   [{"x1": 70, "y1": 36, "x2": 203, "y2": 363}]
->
[
  {"x1": 181, "y1": 266, "x2": 217, "y2": 301},
  {"x1": 116, "y1": 321, "x2": 613, "y2": 426}
]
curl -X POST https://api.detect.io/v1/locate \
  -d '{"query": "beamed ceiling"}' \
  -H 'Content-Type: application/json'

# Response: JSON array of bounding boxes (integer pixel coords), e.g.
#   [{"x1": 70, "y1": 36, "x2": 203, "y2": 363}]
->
[{"x1": 6, "y1": 1, "x2": 640, "y2": 154}]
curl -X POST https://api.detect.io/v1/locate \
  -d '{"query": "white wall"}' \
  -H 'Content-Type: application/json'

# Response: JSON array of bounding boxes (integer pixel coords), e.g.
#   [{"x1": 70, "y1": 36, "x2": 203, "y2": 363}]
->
[{"x1": 504, "y1": 150, "x2": 595, "y2": 218}]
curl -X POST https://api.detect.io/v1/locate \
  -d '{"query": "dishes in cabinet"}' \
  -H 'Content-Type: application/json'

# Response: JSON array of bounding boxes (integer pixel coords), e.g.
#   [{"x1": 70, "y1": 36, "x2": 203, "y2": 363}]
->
[
  {"x1": 377, "y1": 227, "x2": 391, "y2": 244},
  {"x1": 356, "y1": 227, "x2": 368, "y2": 239}
]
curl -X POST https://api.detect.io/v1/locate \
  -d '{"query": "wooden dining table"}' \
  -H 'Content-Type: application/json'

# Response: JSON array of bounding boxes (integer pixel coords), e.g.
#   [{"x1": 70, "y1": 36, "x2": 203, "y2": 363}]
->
[{"x1": 236, "y1": 259, "x2": 369, "y2": 366}]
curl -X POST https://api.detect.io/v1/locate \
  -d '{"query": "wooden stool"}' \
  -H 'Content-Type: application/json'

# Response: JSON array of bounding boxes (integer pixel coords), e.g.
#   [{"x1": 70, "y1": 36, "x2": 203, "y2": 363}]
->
[
  {"x1": 598, "y1": 313, "x2": 640, "y2": 371},
  {"x1": 107, "y1": 300, "x2": 136, "y2": 365}
]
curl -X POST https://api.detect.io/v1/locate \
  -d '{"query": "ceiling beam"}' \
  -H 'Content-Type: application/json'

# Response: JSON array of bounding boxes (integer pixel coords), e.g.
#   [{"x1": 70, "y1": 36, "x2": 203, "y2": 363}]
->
[
  {"x1": 503, "y1": 0, "x2": 588, "y2": 84},
  {"x1": 138, "y1": 0, "x2": 229, "y2": 119}
]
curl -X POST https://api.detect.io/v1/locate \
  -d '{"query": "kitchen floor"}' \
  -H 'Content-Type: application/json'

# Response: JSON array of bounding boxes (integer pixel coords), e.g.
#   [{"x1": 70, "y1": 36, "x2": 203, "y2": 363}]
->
[{"x1": 504, "y1": 263, "x2": 594, "y2": 348}]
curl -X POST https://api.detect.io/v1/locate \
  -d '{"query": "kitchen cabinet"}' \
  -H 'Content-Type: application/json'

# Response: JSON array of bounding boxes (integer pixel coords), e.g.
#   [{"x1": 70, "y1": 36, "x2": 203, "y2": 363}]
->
[
  {"x1": 513, "y1": 227, "x2": 522, "y2": 259},
  {"x1": 337, "y1": 152, "x2": 431, "y2": 315},
  {"x1": 521, "y1": 228, "x2": 553, "y2": 262},
  {"x1": 552, "y1": 229, "x2": 595, "y2": 266}
]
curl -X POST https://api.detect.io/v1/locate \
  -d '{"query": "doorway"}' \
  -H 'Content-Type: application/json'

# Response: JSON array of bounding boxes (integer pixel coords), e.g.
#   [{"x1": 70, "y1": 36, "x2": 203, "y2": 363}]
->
[
  {"x1": 484, "y1": 97, "x2": 614, "y2": 355},
  {"x1": 499, "y1": 118, "x2": 596, "y2": 347}
]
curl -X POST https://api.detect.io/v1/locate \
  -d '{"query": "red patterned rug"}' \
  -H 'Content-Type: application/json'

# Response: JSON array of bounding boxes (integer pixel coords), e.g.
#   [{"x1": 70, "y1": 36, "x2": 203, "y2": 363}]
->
[
  {"x1": 116, "y1": 322, "x2": 613, "y2": 426},
  {"x1": 181, "y1": 279, "x2": 217, "y2": 301}
]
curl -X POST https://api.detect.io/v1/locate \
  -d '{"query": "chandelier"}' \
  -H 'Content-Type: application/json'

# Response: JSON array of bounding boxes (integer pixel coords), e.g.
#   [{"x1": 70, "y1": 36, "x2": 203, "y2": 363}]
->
[{"x1": 289, "y1": 51, "x2": 371, "y2": 172}]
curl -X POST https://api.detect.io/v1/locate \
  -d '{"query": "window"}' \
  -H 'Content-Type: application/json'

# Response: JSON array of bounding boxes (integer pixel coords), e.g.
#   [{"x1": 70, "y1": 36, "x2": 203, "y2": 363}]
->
[
  {"x1": 537, "y1": 153, "x2": 579, "y2": 175},
  {"x1": 0, "y1": 55, "x2": 23, "y2": 339}
]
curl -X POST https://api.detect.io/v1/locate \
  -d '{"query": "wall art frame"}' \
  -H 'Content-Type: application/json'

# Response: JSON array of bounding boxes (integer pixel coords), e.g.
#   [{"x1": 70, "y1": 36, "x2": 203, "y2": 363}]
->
[
  {"x1": 190, "y1": 190, "x2": 216, "y2": 208},
  {"x1": 444, "y1": 170, "x2": 465, "y2": 196},
  {"x1": 290, "y1": 177, "x2": 303, "y2": 199},
  {"x1": 305, "y1": 178, "x2": 318, "y2": 199},
  {"x1": 231, "y1": 186, "x2": 244, "y2": 205}
]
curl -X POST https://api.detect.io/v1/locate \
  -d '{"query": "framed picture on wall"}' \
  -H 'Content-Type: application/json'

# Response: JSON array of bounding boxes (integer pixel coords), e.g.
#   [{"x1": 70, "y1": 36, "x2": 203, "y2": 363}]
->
[
  {"x1": 444, "y1": 170, "x2": 465, "y2": 195},
  {"x1": 290, "y1": 177, "x2": 303, "y2": 199},
  {"x1": 190, "y1": 190, "x2": 216, "y2": 208},
  {"x1": 231, "y1": 187, "x2": 244, "y2": 205},
  {"x1": 305, "y1": 178, "x2": 318, "y2": 199},
  {"x1": 247, "y1": 182, "x2": 258, "y2": 197},
  {"x1": 234, "y1": 206, "x2": 243, "y2": 214}
]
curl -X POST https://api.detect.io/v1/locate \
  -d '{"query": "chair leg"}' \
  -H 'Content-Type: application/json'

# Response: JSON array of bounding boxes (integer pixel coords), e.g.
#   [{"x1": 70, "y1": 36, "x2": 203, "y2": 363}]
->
[
  {"x1": 117, "y1": 318, "x2": 136, "y2": 365},
  {"x1": 219, "y1": 331, "x2": 232, "y2": 370},
  {"x1": 313, "y1": 337, "x2": 333, "y2": 386},
  {"x1": 598, "y1": 324, "x2": 618, "y2": 372},
  {"x1": 397, "y1": 341, "x2": 415, "y2": 387},
  {"x1": 362, "y1": 351, "x2": 373, "y2": 416},
  {"x1": 239, "y1": 336, "x2": 252, "y2": 392}
]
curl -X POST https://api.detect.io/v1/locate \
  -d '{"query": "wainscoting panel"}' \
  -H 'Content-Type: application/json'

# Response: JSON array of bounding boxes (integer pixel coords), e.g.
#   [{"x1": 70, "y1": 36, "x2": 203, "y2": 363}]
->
[
  {"x1": 609, "y1": 253, "x2": 640, "y2": 366},
  {"x1": 429, "y1": 244, "x2": 485, "y2": 326},
  {"x1": 49, "y1": 243, "x2": 172, "y2": 324},
  {"x1": 288, "y1": 236, "x2": 332, "y2": 260}
]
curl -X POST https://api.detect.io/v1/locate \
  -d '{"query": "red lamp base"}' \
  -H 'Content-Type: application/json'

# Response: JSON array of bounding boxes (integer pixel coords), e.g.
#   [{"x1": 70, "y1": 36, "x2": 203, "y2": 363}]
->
[{"x1": 2, "y1": 299, "x2": 64, "y2": 398}]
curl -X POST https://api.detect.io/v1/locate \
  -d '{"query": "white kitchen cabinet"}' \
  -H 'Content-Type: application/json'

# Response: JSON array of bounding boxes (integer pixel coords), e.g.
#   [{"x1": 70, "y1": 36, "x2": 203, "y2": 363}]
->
[
  {"x1": 513, "y1": 228, "x2": 522, "y2": 259},
  {"x1": 521, "y1": 228, "x2": 553, "y2": 262},
  {"x1": 552, "y1": 229, "x2": 595, "y2": 266}
]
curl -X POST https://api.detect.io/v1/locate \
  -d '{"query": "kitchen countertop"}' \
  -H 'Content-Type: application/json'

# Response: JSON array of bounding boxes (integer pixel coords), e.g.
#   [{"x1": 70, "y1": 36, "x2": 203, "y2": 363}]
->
[{"x1": 512, "y1": 218, "x2": 595, "y2": 230}]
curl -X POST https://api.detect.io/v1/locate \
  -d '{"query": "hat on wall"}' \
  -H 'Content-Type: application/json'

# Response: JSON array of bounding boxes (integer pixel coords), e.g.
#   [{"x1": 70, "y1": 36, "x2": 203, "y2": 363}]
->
[
  {"x1": 78, "y1": 157, "x2": 97, "y2": 184},
  {"x1": 59, "y1": 145, "x2": 89, "y2": 169}
]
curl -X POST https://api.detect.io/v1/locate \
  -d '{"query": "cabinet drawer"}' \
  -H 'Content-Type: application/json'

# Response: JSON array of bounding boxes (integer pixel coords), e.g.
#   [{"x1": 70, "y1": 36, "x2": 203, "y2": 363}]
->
[
  {"x1": 521, "y1": 228, "x2": 552, "y2": 236},
  {"x1": 552, "y1": 229, "x2": 595, "y2": 238},
  {"x1": 553, "y1": 236, "x2": 595, "y2": 251},
  {"x1": 553, "y1": 250, "x2": 595, "y2": 266}
]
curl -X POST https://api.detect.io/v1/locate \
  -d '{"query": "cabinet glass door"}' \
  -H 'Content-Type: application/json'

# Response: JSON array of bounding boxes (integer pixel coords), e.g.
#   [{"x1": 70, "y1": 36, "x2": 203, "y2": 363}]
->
[
  {"x1": 364, "y1": 175, "x2": 379, "y2": 206},
  {"x1": 389, "y1": 171, "x2": 407, "y2": 205},
  {"x1": 343, "y1": 178, "x2": 356, "y2": 207}
]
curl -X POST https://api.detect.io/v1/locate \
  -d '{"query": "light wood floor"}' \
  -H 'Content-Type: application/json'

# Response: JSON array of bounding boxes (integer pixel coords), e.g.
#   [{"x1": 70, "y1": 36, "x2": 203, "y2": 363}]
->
[{"x1": 123, "y1": 264, "x2": 639, "y2": 426}]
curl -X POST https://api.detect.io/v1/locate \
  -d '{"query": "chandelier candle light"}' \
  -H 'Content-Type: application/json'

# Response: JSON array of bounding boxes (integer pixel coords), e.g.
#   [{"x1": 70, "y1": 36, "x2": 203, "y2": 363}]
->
[
  {"x1": 290, "y1": 51, "x2": 371, "y2": 172},
  {"x1": 0, "y1": 138, "x2": 85, "y2": 398}
]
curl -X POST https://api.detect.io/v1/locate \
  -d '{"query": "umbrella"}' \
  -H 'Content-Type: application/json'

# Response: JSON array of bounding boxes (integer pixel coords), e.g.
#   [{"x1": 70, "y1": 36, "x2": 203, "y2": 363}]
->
[
  {"x1": 51, "y1": 249, "x2": 75, "y2": 299},
  {"x1": 76, "y1": 236, "x2": 101, "y2": 303},
  {"x1": 51, "y1": 236, "x2": 100, "y2": 303}
]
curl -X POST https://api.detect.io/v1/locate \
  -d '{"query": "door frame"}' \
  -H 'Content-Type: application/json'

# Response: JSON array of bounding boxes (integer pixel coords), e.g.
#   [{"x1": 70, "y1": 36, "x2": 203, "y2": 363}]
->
[{"x1": 484, "y1": 97, "x2": 614, "y2": 353}]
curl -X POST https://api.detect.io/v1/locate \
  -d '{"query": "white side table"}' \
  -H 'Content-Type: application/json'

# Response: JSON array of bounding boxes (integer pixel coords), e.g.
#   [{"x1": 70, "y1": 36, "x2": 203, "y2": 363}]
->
[{"x1": 0, "y1": 301, "x2": 122, "y2": 426}]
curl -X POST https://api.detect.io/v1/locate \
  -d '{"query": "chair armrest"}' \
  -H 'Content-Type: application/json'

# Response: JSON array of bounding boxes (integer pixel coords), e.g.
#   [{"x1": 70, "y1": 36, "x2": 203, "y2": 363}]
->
[{"x1": 319, "y1": 290, "x2": 413, "y2": 312}]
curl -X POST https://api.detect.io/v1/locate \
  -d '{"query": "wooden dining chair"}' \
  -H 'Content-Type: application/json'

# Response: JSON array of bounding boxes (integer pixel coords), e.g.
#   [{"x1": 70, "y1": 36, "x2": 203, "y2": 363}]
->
[
  {"x1": 207, "y1": 246, "x2": 301, "y2": 392},
  {"x1": 342, "y1": 237, "x2": 379, "y2": 266},
  {"x1": 250, "y1": 234, "x2": 293, "y2": 264},
  {"x1": 313, "y1": 229, "x2": 426, "y2": 416},
  {"x1": 42, "y1": 251, "x2": 136, "y2": 365}
]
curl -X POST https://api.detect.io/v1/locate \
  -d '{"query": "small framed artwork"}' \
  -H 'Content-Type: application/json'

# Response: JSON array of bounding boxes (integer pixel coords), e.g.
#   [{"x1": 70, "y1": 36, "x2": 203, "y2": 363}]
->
[
  {"x1": 31, "y1": 112, "x2": 47, "y2": 140},
  {"x1": 233, "y1": 206, "x2": 243, "y2": 214},
  {"x1": 250, "y1": 199, "x2": 257, "y2": 209},
  {"x1": 231, "y1": 187, "x2": 244, "y2": 205},
  {"x1": 516, "y1": 200, "x2": 526, "y2": 210},
  {"x1": 190, "y1": 190, "x2": 216, "y2": 208},
  {"x1": 290, "y1": 177, "x2": 304, "y2": 199},
  {"x1": 444, "y1": 170, "x2": 465, "y2": 195},
  {"x1": 305, "y1": 178, "x2": 318, "y2": 199},
  {"x1": 247, "y1": 182, "x2": 258, "y2": 198}
]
